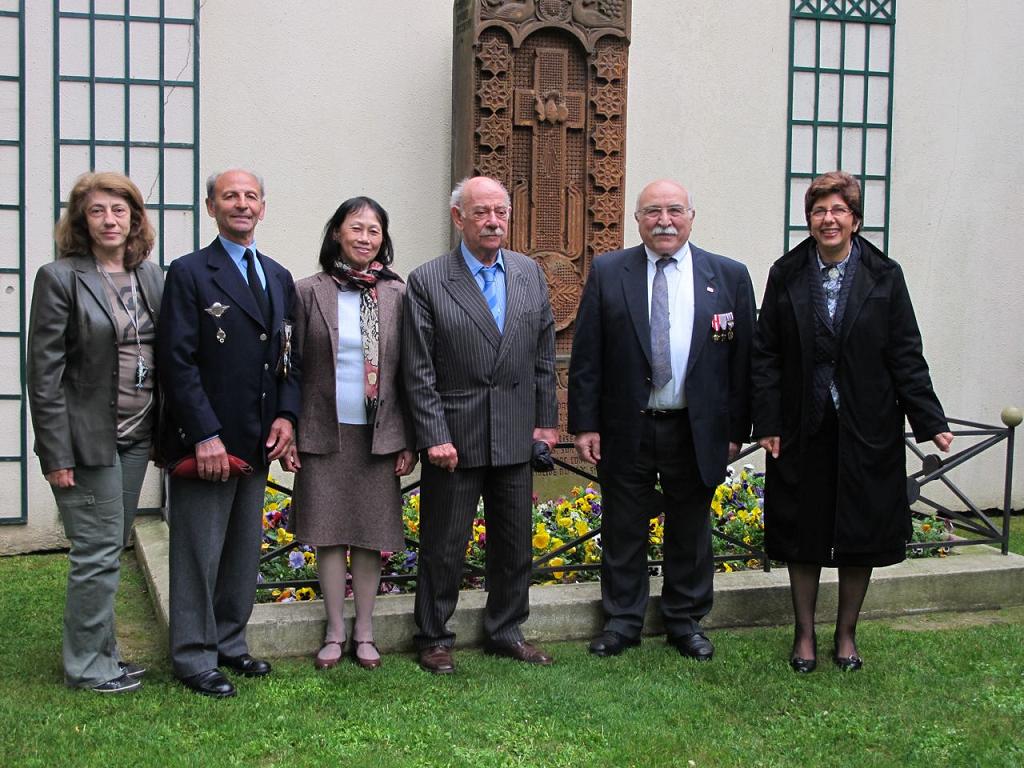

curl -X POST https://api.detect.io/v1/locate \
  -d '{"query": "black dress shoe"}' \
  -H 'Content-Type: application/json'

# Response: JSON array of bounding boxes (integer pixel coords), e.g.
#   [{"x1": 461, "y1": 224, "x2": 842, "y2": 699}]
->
[
  {"x1": 218, "y1": 653, "x2": 272, "y2": 677},
  {"x1": 789, "y1": 655, "x2": 817, "y2": 673},
  {"x1": 589, "y1": 631, "x2": 640, "y2": 657},
  {"x1": 669, "y1": 632, "x2": 714, "y2": 661},
  {"x1": 178, "y1": 669, "x2": 236, "y2": 698}
]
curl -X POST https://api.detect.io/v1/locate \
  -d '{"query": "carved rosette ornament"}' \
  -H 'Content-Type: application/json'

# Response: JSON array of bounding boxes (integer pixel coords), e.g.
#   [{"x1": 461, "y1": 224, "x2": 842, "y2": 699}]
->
[{"x1": 453, "y1": 0, "x2": 631, "y2": 441}]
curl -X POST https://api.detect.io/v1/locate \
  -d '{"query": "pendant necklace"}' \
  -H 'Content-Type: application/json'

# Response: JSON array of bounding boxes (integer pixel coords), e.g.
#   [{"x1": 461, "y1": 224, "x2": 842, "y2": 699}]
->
[{"x1": 97, "y1": 262, "x2": 150, "y2": 389}]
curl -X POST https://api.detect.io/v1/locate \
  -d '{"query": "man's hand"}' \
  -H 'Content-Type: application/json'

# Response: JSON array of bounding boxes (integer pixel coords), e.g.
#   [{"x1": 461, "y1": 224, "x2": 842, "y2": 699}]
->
[
  {"x1": 394, "y1": 449, "x2": 417, "y2": 477},
  {"x1": 266, "y1": 417, "x2": 295, "y2": 462},
  {"x1": 533, "y1": 427, "x2": 558, "y2": 450},
  {"x1": 758, "y1": 436, "x2": 780, "y2": 459},
  {"x1": 45, "y1": 468, "x2": 75, "y2": 488},
  {"x1": 574, "y1": 432, "x2": 601, "y2": 465},
  {"x1": 196, "y1": 437, "x2": 230, "y2": 482},
  {"x1": 728, "y1": 442, "x2": 741, "y2": 461},
  {"x1": 427, "y1": 442, "x2": 458, "y2": 472}
]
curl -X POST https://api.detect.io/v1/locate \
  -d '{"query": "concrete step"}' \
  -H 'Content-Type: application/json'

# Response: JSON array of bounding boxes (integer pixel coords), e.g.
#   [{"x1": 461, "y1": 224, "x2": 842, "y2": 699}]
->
[{"x1": 134, "y1": 517, "x2": 1024, "y2": 658}]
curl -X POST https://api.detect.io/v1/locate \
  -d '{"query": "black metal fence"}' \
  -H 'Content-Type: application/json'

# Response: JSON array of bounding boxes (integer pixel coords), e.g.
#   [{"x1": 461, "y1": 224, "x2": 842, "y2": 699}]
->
[{"x1": 258, "y1": 411, "x2": 1018, "y2": 595}]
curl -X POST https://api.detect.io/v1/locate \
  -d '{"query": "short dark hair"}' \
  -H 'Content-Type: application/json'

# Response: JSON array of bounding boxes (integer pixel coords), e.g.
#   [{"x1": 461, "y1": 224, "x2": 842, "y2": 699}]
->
[
  {"x1": 54, "y1": 172, "x2": 155, "y2": 269},
  {"x1": 804, "y1": 171, "x2": 863, "y2": 229},
  {"x1": 317, "y1": 196, "x2": 394, "y2": 271}
]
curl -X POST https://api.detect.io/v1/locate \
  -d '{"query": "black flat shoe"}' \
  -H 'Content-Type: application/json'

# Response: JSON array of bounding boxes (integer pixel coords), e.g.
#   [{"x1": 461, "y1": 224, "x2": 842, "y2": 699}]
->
[
  {"x1": 589, "y1": 630, "x2": 640, "y2": 657},
  {"x1": 178, "y1": 669, "x2": 236, "y2": 698},
  {"x1": 218, "y1": 653, "x2": 272, "y2": 678},
  {"x1": 789, "y1": 655, "x2": 817, "y2": 673}
]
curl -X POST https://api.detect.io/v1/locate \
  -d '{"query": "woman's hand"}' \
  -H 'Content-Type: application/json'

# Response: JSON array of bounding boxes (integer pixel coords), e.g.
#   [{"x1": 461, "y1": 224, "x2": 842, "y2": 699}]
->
[
  {"x1": 280, "y1": 449, "x2": 302, "y2": 473},
  {"x1": 394, "y1": 449, "x2": 417, "y2": 477},
  {"x1": 758, "y1": 436, "x2": 781, "y2": 459},
  {"x1": 45, "y1": 468, "x2": 75, "y2": 488},
  {"x1": 932, "y1": 432, "x2": 954, "y2": 452}
]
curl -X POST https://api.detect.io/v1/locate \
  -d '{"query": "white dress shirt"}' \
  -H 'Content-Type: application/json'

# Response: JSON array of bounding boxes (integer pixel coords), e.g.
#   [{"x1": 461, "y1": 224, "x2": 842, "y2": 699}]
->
[
  {"x1": 335, "y1": 288, "x2": 367, "y2": 424},
  {"x1": 645, "y1": 242, "x2": 694, "y2": 409}
]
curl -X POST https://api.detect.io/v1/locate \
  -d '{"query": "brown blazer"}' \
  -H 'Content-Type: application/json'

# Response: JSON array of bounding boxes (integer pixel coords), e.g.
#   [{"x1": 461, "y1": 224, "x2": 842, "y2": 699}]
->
[{"x1": 292, "y1": 271, "x2": 412, "y2": 456}]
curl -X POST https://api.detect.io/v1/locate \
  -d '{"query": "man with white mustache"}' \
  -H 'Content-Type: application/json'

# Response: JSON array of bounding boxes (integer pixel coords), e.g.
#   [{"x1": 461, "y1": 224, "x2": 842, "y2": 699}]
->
[
  {"x1": 569, "y1": 179, "x2": 756, "y2": 661},
  {"x1": 402, "y1": 176, "x2": 559, "y2": 674}
]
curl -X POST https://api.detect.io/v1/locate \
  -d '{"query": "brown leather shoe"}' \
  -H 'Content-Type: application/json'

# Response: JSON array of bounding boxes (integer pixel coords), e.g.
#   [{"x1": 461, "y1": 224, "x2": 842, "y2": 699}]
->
[
  {"x1": 483, "y1": 640, "x2": 554, "y2": 666},
  {"x1": 418, "y1": 645, "x2": 455, "y2": 674}
]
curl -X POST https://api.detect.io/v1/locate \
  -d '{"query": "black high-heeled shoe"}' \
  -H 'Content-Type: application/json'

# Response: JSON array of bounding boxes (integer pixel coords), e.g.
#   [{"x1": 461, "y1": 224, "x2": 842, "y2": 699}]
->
[
  {"x1": 789, "y1": 655, "x2": 817, "y2": 673},
  {"x1": 832, "y1": 636, "x2": 863, "y2": 671},
  {"x1": 789, "y1": 632, "x2": 817, "y2": 673}
]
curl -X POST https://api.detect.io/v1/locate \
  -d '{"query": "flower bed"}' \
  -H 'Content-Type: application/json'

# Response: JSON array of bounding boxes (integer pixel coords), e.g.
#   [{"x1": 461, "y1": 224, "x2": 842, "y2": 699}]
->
[{"x1": 258, "y1": 466, "x2": 952, "y2": 602}]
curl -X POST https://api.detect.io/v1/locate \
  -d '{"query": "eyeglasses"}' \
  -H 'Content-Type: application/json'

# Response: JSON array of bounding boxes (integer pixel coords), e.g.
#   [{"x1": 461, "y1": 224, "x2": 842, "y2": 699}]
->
[
  {"x1": 637, "y1": 205, "x2": 693, "y2": 220},
  {"x1": 465, "y1": 206, "x2": 511, "y2": 222},
  {"x1": 809, "y1": 205, "x2": 853, "y2": 220}
]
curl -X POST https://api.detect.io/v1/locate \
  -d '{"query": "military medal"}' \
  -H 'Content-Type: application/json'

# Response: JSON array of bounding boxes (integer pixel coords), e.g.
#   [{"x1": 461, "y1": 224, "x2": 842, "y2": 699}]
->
[{"x1": 205, "y1": 303, "x2": 230, "y2": 344}]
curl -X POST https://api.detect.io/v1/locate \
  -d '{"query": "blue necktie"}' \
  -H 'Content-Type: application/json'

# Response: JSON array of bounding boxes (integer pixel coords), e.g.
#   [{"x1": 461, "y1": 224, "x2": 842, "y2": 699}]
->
[{"x1": 481, "y1": 265, "x2": 502, "y2": 332}]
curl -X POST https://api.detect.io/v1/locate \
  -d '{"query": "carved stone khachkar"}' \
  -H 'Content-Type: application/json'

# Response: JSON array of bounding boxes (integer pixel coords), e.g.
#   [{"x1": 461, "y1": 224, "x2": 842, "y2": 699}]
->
[{"x1": 452, "y1": 0, "x2": 631, "y2": 439}]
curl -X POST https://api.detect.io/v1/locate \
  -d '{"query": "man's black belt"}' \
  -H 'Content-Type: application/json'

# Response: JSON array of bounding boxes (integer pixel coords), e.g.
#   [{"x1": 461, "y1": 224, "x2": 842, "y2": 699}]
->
[{"x1": 641, "y1": 408, "x2": 687, "y2": 418}]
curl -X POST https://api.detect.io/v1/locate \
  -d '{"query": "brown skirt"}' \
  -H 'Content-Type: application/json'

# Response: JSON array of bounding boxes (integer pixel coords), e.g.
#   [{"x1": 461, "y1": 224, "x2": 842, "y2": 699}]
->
[{"x1": 291, "y1": 423, "x2": 404, "y2": 551}]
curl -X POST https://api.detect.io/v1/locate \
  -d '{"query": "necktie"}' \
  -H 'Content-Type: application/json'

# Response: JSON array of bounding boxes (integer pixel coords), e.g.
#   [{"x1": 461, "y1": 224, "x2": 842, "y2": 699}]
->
[
  {"x1": 480, "y1": 265, "x2": 502, "y2": 332},
  {"x1": 650, "y1": 256, "x2": 672, "y2": 389},
  {"x1": 244, "y1": 248, "x2": 271, "y2": 326}
]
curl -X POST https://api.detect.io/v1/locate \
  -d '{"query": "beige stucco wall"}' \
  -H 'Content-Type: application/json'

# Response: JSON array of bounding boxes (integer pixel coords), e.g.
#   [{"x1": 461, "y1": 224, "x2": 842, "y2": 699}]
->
[{"x1": 4, "y1": 1, "x2": 1021, "y2": 554}]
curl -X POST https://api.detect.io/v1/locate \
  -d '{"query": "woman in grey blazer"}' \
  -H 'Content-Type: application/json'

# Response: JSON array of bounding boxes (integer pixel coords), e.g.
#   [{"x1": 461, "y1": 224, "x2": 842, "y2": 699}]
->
[
  {"x1": 27, "y1": 172, "x2": 163, "y2": 693},
  {"x1": 284, "y1": 197, "x2": 416, "y2": 671}
]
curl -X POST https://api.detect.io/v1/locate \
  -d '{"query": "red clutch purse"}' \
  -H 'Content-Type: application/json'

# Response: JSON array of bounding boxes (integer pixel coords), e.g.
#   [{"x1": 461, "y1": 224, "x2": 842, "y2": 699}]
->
[{"x1": 168, "y1": 455, "x2": 254, "y2": 478}]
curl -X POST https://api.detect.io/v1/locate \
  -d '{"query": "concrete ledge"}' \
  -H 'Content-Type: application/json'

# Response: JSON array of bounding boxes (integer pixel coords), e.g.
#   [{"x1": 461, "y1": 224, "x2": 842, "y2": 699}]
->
[{"x1": 134, "y1": 518, "x2": 1024, "y2": 657}]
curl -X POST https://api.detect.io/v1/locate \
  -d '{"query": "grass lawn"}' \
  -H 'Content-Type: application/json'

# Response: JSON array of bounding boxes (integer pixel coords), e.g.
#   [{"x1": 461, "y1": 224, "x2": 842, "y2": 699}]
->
[{"x1": 1, "y1": 518, "x2": 1022, "y2": 768}]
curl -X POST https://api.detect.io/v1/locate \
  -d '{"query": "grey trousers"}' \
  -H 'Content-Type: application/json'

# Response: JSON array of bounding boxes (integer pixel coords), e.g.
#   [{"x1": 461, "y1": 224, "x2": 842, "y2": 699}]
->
[
  {"x1": 52, "y1": 440, "x2": 150, "y2": 688},
  {"x1": 167, "y1": 470, "x2": 267, "y2": 678}
]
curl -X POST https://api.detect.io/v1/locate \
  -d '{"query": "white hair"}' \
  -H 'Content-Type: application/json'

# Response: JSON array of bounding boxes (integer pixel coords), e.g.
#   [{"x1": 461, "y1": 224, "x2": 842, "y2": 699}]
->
[{"x1": 450, "y1": 176, "x2": 511, "y2": 210}]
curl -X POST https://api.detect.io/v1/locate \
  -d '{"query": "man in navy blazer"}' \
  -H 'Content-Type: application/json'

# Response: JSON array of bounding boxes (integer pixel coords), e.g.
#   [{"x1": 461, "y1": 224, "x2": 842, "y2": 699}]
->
[
  {"x1": 158, "y1": 169, "x2": 300, "y2": 697},
  {"x1": 568, "y1": 179, "x2": 755, "y2": 660}
]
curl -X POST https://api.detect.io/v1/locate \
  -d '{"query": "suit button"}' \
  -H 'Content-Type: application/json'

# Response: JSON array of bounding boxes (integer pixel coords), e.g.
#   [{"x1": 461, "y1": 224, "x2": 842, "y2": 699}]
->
[
  {"x1": 260, "y1": 333, "x2": 268, "y2": 341},
  {"x1": 264, "y1": 363, "x2": 269, "y2": 370},
  {"x1": 261, "y1": 392, "x2": 266, "y2": 400}
]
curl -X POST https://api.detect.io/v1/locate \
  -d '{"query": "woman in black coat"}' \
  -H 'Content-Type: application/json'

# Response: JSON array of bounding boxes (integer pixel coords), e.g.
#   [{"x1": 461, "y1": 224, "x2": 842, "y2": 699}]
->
[{"x1": 752, "y1": 171, "x2": 952, "y2": 673}]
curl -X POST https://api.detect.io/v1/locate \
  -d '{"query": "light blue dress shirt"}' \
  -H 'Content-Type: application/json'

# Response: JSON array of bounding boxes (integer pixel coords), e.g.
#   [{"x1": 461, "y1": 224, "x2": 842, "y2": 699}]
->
[{"x1": 218, "y1": 235, "x2": 266, "y2": 289}]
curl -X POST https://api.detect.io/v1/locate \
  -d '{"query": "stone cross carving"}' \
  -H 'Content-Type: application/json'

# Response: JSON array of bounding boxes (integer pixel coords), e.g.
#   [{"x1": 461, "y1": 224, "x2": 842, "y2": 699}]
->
[
  {"x1": 452, "y1": 0, "x2": 631, "y2": 440},
  {"x1": 512, "y1": 47, "x2": 586, "y2": 260}
]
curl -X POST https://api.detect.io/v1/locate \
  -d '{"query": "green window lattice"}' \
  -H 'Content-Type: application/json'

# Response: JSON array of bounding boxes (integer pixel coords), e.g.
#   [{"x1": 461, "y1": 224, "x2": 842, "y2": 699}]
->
[
  {"x1": 54, "y1": 0, "x2": 201, "y2": 268},
  {"x1": 785, "y1": 0, "x2": 896, "y2": 252},
  {"x1": 0, "y1": 1, "x2": 26, "y2": 525}
]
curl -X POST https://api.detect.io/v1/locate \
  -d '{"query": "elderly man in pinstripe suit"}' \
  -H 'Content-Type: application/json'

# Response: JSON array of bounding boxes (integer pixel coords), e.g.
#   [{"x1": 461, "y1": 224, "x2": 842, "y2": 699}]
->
[{"x1": 402, "y1": 176, "x2": 559, "y2": 674}]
